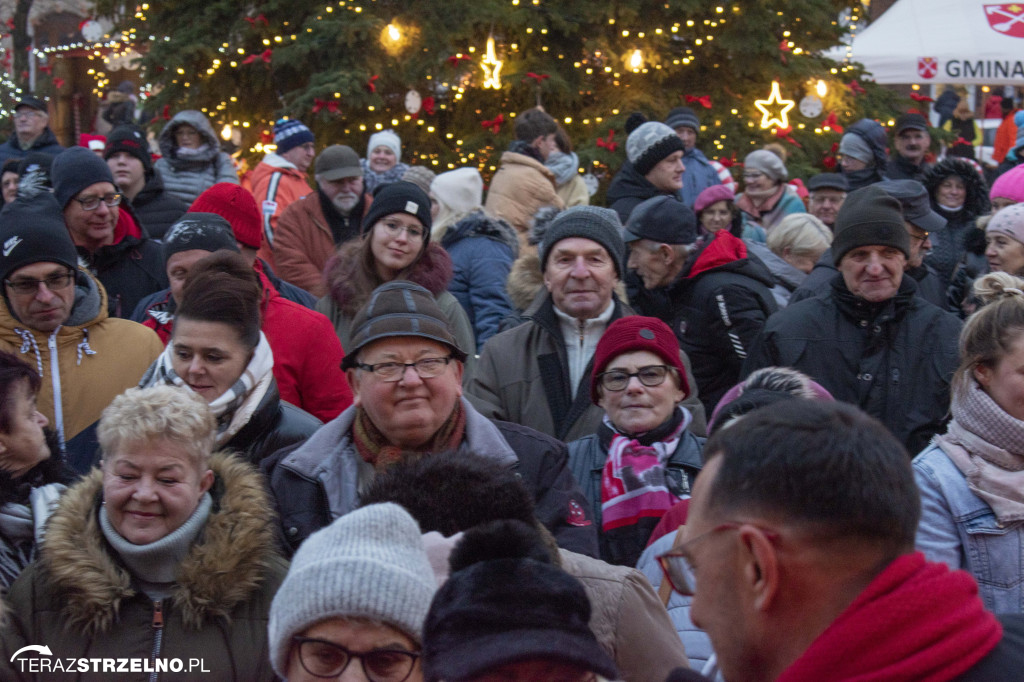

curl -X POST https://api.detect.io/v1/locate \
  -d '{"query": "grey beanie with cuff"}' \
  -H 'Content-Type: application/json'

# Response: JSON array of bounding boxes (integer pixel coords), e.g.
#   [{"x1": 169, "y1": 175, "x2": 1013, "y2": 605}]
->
[
  {"x1": 626, "y1": 122, "x2": 686, "y2": 177},
  {"x1": 539, "y1": 205, "x2": 625, "y2": 278}
]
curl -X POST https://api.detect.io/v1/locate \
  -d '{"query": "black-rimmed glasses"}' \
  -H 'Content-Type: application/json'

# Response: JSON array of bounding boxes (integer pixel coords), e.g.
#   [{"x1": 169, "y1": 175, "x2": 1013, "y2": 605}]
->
[
  {"x1": 292, "y1": 636, "x2": 419, "y2": 681},
  {"x1": 73, "y1": 192, "x2": 122, "y2": 211},
  {"x1": 596, "y1": 365, "x2": 672, "y2": 392},
  {"x1": 356, "y1": 356, "x2": 453, "y2": 382}
]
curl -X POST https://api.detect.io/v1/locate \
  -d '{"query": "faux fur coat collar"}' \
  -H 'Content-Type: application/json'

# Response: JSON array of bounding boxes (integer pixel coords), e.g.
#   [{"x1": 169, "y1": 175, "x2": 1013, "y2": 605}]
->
[{"x1": 38, "y1": 452, "x2": 281, "y2": 635}]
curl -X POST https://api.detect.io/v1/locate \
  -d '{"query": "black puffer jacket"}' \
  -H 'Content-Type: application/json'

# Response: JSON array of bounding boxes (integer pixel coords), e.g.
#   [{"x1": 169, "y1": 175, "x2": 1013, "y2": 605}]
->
[
  {"x1": 129, "y1": 170, "x2": 188, "y2": 240},
  {"x1": 664, "y1": 231, "x2": 778, "y2": 415},
  {"x1": 606, "y1": 161, "x2": 679, "y2": 222},
  {"x1": 743, "y1": 275, "x2": 962, "y2": 453},
  {"x1": 223, "y1": 381, "x2": 321, "y2": 466},
  {"x1": 924, "y1": 158, "x2": 990, "y2": 287}
]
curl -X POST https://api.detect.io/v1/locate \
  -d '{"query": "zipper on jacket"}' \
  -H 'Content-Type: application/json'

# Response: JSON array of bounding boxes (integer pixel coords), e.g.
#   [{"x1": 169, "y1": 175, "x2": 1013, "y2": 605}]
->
[
  {"x1": 47, "y1": 332, "x2": 65, "y2": 450},
  {"x1": 149, "y1": 600, "x2": 164, "y2": 682}
]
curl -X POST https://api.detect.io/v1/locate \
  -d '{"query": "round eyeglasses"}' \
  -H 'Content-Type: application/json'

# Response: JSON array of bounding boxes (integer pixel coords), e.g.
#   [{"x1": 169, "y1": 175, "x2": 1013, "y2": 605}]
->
[{"x1": 293, "y1": 637, "x2": 419, "y2": 682}]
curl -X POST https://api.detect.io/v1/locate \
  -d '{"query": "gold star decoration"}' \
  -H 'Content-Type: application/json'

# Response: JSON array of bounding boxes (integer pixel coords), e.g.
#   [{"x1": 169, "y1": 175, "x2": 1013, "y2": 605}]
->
[
  {"x1": 481, "y1": 35, "x2": 503, "y2": 90},
  {"x1": 755, "y1": 81, "x2": 795, "y2": 129}
]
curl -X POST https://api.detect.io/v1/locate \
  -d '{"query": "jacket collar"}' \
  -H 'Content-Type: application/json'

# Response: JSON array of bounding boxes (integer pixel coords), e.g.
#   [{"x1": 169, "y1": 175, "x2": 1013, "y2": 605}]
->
[
  {"x1": 39, "y1": 452, "x2": 280, "y2": 635},
  {"x1": 830, "y1": 273, "x2": 917, "y2": 324}
]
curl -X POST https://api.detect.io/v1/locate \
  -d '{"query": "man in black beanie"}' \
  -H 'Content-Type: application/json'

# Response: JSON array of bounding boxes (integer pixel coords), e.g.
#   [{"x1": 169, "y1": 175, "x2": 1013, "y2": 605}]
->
[
  {"x1": 105, "y1": 124, "x2": 187, "y2": 239},
  {"x1": 51, "y1": 145, "x2": 166, "y2": 318},
  {"x1": 0, "y1": 194, "x2": 162, "y2": 472},
  {"x1": 743, "y1": 184, "x2": 963, "y2": 453}
]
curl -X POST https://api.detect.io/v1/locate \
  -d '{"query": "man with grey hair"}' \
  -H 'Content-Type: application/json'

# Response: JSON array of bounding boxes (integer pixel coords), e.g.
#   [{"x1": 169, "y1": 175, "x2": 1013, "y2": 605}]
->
[
  {"x1": 0, "y1": 96, "x2": 64, "y2": 165},
  {"x1": 273, "y1": 145, "x2": 372, "y2": 297},
  {"x1": 470, "y1": 205, "x2": 706, "y2": 441}
]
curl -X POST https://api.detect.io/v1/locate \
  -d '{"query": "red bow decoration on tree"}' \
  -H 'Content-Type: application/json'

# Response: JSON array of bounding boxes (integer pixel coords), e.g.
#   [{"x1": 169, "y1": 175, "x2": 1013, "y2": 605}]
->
[
  {"x1": 775, "y1": 126, "x2": 802, "y2": 147},
  {"x1": 244, "y1": 14, "x2": 268, "y2": 26},
  {"x1": 907, "y1": 107, "x2": 924, "y2": 115},
  {"x1": 446, "y1": 54, "x2": 472, "y2": 66},
  {"x1": 523, "y1": 72, "x2": 549, "y2": 84},
  {"x1": 243, "y1": 49, "x2": 272, "y2": 64},
  {"x1": 260, "y1": 130, "x2": 274, "y2": 145},
  {"x1": 822, "y1": 111, "x2": 843, "y2": 134},
  {"x1": 718, "y1": 152, "x2": 738, "y2": 168},
  {"x1": 423, "y1": 96, "x2": 436, "y2": 116},
  {"x1": 162, "y1": 104, "x2": 171, "y2": 120},
  {"x1": 596, "y1": 129, "x2": 617, "y2": 152},
  {"x1": 366, "y1": 75, "x2": 379, "y2": 93},
  {"x1": 822, "y1": 142, "x2": 839, "y2": 170},
  {"x1": 39, "y1": 64, "x2": 52, "y2": 75},
  {"x1": 953, "y1": 136, "x2": 972, "y2": 147},
  {"x1": 52, "y1": 77, "x2": 64, "y2": 90},
  {"x1": 847, "y1": 80, "x2": 866, "y2": 96},
  {"x1": 909, "y1": 92, "x2": 934, "y2": 103},
  {"x1": 312, "y1": 98, "x2": 339, "y2": 114},
  {"x1": 686, "y1": 94, "x2": 712, "y2": 109},
  {"x1": 481, "y1": 114, "x2": 505, "y2": 134}
]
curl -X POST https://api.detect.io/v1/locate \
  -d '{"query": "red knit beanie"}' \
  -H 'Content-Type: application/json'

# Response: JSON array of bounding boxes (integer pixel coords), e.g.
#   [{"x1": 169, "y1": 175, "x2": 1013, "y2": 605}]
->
[
  {"x1": 590, "y1": 316, "x2": 688, "y2": 404},
  {"x1": 189, "y1": 182, "x2": 261, "y2": 248}
]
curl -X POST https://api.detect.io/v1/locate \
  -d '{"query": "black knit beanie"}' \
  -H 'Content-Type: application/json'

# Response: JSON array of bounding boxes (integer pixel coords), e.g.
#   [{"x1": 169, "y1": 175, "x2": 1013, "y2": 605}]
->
[
  {"x1": 51, "y1": 146, "x2": 116, "y2": 209},
  {"x1": 832, "y1": 185, "x2": 910, "y2": 265},
  {"x1": 0, "y1": 193, "x2": 79, "y2": 282},
  {"x1": 361, "y1": 181, "x2": 433, "y2": 238},
  {"x1": 539, "y1": 205, "x2": 626, "y2": 278},
  {"x1": 162, "y1": 213, "x2": 240, "y2": 265},
  {"x1": 104, "y1": 124, "x2": 154, "y2": 178}
]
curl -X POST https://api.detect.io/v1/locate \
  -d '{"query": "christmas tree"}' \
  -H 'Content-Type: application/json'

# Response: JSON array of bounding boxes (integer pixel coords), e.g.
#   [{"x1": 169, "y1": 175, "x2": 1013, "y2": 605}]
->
[{"x1": 94, "y1": 0, "x2": 904, "y2": 187}]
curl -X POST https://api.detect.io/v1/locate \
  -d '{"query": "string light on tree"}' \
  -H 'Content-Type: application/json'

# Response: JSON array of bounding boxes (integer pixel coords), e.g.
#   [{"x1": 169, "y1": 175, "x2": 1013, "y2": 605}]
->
[
  {"x1": 628, "y1": 49, "x2": 644, "y2": 72},
  {"x1": 755, "y1": 81, "x2": 795, "y2": 129}
]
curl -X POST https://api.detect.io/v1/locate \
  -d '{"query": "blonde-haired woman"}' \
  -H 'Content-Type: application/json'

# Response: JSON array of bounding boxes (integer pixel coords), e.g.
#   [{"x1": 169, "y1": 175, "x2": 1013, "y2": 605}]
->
[
  {"x1": 0, "y1": 385, "x2": 286, "y2": 680},
  {"x1": 914, "y1": 272, "x2": 1024, "y2": 614}
]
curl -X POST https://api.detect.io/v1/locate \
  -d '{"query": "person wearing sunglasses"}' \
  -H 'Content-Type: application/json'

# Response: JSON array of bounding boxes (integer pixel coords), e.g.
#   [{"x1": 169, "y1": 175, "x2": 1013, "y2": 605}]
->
[
  {"x1": 0, "y1": 193, "x2": 162, "y2": 473},
  {"x1": 269, "y1": 502, "x2": 436, "y2": 682},
  {"x1": 51, "y1": 145, "x2": 167, "y2": 318},
  {"x1": 568, "y1": 316, "x2": 704, "y2": 567}
]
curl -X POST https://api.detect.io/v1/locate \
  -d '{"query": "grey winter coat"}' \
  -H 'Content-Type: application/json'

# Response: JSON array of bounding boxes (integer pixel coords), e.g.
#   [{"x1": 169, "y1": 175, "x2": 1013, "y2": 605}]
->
[{"x1": 154, "y1": 110, "x2": 239, "y2": 204}]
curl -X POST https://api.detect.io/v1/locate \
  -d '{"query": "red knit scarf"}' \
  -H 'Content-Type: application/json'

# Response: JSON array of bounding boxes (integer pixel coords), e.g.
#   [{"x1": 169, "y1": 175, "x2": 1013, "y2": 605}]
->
[
  {"x1": 778, "y1": 552, "x2": 1002, "y2": 682},
  {"x1": 352, "y1": 402, "x2": 466, "y2": 472}
]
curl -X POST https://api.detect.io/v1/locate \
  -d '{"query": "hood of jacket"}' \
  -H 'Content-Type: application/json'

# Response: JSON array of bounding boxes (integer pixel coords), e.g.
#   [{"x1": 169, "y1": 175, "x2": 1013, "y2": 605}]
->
[
  {"x1": 545, "y1": 151, "x2": 581, "y2": 186},
  {"x1": 607, "y1": 160, "x2": 664, "y2": 204},
  {"x1": 683, "y1": 230, "x2": 775, "y2": 287},
  {"x1": 135, "y1": 168, "x2": 168, "y2": 200},
  {"x1": 38, "y1": 451, "x2": 280, "y2": 635},
  {"x1": 325, "y1": 240, "x2": 454, "y2": 316},
  {"x1": 0, "y1": 268, "x2": 105, "y2": 341},
  {"x1": 506, "y1": 251, "x2": 545, "y2": 313},
  {"x1": 157, "y1": 110, "x2": 221, "y2": 164},
  {"x1": 924, "y1": 158, "x2": 991, "y2": 219},
  {"x1": 441, "y1": 209, "x2": 519, "y2": 255},
  {"x1": 744, "y1": 240, "x2": 806, "y2": 291}
]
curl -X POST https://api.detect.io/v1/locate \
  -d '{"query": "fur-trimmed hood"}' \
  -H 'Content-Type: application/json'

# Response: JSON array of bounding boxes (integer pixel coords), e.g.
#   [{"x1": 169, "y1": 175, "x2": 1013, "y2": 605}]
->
[
  {"x1": 506, "y1": 251, "x2": 545, "y2": 313},
  {"x1": 38, "y1": 452, "x2": 282, "y2": 635},
  {"x1": 325, "y1": 240, "x2": 454, "y2": 316},
  {"x1": 924, "y1": 157, "x2": 991, "y2": 219}
]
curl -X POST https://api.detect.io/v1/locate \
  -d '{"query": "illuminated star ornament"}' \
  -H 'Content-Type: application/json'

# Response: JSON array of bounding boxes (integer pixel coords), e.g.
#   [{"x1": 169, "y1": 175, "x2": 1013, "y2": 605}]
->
[
  {"x1": 755, "y1": 81, "x2": 795, "y2": 129},
  {"x1": 481, "y1": 36, "x2": 503, "y2": 90}
]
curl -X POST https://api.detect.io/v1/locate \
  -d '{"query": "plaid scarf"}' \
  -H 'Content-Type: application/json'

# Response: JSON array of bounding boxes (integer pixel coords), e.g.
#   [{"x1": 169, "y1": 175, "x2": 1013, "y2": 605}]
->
[
  {"x1": 352, "y1": 400, "x2": 466, "y2": 472},
  {"x1": 140, "y1": 332, "x2": 275, "y2": 443}
]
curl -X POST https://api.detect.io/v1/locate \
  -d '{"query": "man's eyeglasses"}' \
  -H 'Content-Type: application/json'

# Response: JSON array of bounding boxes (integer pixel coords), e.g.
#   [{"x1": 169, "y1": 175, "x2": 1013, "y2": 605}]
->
[
  {"x1": 658, "y1": 522, "x2": 780, "y2": 596},
  {"x1": 356, "y1": 356, "x2": 453, "y2": 382},
  {"x1": 13, "y1": 111, "x2": 43, "y2": 121},
  {"x1": 292, "y1": 636, "x2": 419, "y2": 682},
  {"x1": 596, "y1": 365, "x2": 672, "y2": 392},
  {"x1": 4, "y1": 270, "x2": 74, "y2": 295},
  {"x1": 73, "y1": 192, "x2": 122, "y2": 211}
]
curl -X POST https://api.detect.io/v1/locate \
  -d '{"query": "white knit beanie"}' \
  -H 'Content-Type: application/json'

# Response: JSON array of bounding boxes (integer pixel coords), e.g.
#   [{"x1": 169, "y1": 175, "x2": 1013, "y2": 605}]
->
[
  {"x1": 267, "y1": 503, "x2": 436, "y2": 677},
  {"x1": 367, "y1": 129, "x2": 402, "y2": 162},
  {"x1": 431, "y1": 167, "x2": 484, "y2": 215}
]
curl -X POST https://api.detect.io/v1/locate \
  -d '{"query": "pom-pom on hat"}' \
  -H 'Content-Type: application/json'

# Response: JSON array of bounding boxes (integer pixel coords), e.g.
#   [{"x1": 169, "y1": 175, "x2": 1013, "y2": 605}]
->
[{"x1": 590, "y1": 316, "x2": 688, "y2": 404}]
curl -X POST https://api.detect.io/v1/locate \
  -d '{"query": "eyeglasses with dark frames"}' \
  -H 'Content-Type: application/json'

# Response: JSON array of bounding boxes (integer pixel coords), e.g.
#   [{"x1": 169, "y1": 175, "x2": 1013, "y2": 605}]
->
[
  {"x1": 657, "y1": 522, "x2": 781, "y2": 596},
  {"x1": 4, "y1": 270, "x2": 75, "y2": 295},
  {"x1": 292, "y1": 636, "x2": 419, "y2": 681},
  {"x1": 73, "y1": 192, "x2": 122, "y2": 211},
  {"x1": 596, "y1": 365, "x2": 672, "y2": 392},
  {"x1": 356, "y1": 356, "x2": 453, "y2": 382}
]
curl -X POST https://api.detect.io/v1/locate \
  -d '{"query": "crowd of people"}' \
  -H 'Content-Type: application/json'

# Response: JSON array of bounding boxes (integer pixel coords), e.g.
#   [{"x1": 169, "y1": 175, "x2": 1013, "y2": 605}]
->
[{"x1": 0, "y1": 88, "x2": 1022, "y2": 681}]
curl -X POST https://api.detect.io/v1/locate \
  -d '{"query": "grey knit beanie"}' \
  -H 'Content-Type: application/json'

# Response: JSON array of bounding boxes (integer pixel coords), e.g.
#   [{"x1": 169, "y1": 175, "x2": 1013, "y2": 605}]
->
[
  {"x1": 839, "y1": 133, "x2": 875, "y2": 166},
  {"x1": 539, "y1": 205, "x2": 625, "y2": 278},
  {"x1": 664, "y1": 107, "x2": 700, "y2": 134},
  {"x1": 832, "y1": 185, "x2": 910, "y2": 265},
  {"x1": 267, "y1": 503, "x2": 437, "y2": 677},
  {"x1": 626, "y1": 122, "x2": 686, "y2": 177},
  {"x1": 744, "y1": 150, "x2": 788, "y2": 183}
]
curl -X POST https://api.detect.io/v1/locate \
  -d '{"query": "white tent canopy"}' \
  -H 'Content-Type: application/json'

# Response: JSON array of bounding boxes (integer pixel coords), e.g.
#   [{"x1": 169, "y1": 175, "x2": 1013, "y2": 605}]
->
[{"x1": 844, "y1": 0, "x2": 1024, "y2": 84}]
